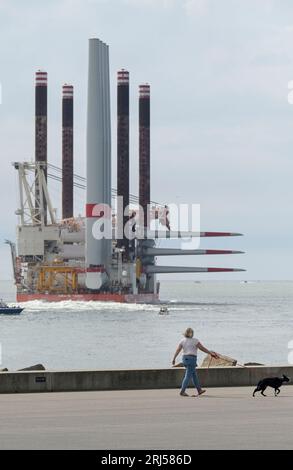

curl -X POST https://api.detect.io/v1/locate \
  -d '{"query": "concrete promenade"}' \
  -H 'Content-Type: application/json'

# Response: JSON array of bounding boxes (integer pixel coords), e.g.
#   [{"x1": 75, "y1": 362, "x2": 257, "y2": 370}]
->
[{"x1": 0, "y1": 386, "x2": 293, "y2": 449}]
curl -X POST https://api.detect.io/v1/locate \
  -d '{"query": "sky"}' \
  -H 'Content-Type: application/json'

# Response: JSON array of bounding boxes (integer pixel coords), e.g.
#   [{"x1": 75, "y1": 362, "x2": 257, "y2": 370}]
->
[{"x1": 0, "y1": 0, "x2": 293, "y2": 280}]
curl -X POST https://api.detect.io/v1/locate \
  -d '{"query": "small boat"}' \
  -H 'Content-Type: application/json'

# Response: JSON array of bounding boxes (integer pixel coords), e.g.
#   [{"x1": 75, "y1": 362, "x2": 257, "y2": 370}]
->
[
  {"x1": 159, "y1": 306, "x2": 169, "y2": 315},
  {"x1": 0, "y1": 299, "x2": 24, "y2": 315}
]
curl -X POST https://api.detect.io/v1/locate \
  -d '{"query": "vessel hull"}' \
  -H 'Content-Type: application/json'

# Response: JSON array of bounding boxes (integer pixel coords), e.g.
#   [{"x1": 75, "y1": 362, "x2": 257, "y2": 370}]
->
[
  {"x1": 16, "y1": 293, "x2": 159, "y2": 304},
  {"x1": 0, "y1": 308, "x2": 23, "y2": 315}
]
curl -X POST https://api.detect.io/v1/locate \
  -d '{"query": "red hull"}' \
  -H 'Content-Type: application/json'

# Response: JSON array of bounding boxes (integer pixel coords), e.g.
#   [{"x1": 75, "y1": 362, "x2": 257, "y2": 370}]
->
[{"x1": 16, "y1": 292, "x2": 160, "y2": 304}]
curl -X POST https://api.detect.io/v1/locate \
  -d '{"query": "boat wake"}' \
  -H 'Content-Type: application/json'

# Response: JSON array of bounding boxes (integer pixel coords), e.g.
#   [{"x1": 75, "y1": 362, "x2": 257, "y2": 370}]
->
[
  {"x1": 18, "y1": 299, "x2": 160, "y2": 312},
  {"x1": 15, "y1": 298, "x2": 226, "y2": 315}
]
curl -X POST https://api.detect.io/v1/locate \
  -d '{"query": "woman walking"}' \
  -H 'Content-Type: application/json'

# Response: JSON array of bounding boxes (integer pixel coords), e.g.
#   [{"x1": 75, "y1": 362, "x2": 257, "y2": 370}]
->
[{"x1": 172, "y1": 327, "x2": 219, "y2": 397}]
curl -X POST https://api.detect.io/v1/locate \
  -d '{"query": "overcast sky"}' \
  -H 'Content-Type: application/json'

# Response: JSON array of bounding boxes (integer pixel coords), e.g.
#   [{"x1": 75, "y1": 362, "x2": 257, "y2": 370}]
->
[{"x1": 0, "y1": 0, "x2": 293, "y2": 280}]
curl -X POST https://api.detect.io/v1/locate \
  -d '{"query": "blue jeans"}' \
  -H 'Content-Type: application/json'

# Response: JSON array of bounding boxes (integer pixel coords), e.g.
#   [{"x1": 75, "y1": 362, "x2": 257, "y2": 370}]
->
[{"x1": 181, "y1": 355, "x2": 201, "y2": 392}]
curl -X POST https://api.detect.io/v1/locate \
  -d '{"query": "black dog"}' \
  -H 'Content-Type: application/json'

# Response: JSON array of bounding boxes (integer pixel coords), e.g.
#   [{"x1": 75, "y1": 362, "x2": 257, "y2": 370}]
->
[{"x1": 253, "y1": 374, "x2": 290, "y2": 397}]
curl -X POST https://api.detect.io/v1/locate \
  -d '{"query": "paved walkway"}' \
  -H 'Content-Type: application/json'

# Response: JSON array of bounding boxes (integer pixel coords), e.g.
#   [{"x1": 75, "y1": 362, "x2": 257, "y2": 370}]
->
[{"x1": 0, "y1": 386, "x2": 292, "y2": 449}]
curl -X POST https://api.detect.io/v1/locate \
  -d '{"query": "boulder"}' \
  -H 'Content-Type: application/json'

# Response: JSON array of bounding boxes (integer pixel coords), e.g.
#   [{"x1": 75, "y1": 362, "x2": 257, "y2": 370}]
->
[{"x1": 18, "y1": 364, "x2": 46, "y2": 371}]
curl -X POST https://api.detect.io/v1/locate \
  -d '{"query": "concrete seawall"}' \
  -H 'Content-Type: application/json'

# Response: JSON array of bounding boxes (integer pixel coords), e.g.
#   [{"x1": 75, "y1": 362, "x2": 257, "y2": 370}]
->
[{"x1": 0, "y1": 366, "x2": 292, "y2": 394}]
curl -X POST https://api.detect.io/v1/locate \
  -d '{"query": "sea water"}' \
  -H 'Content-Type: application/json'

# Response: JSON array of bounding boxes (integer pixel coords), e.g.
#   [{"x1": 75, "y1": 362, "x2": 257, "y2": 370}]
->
[{"x1": 0, "y1": 280, "x2": 292, "y2": 370}]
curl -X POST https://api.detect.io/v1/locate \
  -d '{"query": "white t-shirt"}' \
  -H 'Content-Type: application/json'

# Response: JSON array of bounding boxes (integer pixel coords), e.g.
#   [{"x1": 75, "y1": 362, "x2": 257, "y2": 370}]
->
[{"x1": 179, "y1": 337, "x2": 199, "y2": 356}]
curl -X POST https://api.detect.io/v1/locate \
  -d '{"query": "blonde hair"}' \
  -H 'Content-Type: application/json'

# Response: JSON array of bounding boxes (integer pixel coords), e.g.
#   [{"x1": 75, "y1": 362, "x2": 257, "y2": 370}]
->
[{"x1": 184, "y1": 327, "x2": 194, "y2": 338}]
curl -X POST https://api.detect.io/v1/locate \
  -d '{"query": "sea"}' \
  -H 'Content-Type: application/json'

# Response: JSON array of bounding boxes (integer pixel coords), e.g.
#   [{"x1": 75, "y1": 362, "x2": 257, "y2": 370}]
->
[{"x1": 0, "y1": 280, "x2": 292, "y2": 370}]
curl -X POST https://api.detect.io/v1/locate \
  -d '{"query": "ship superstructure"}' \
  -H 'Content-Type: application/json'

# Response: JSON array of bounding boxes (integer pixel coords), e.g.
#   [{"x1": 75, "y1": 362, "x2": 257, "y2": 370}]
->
[{"x1": 8, "y1": 39, "x2": 244, "y2": 303}]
